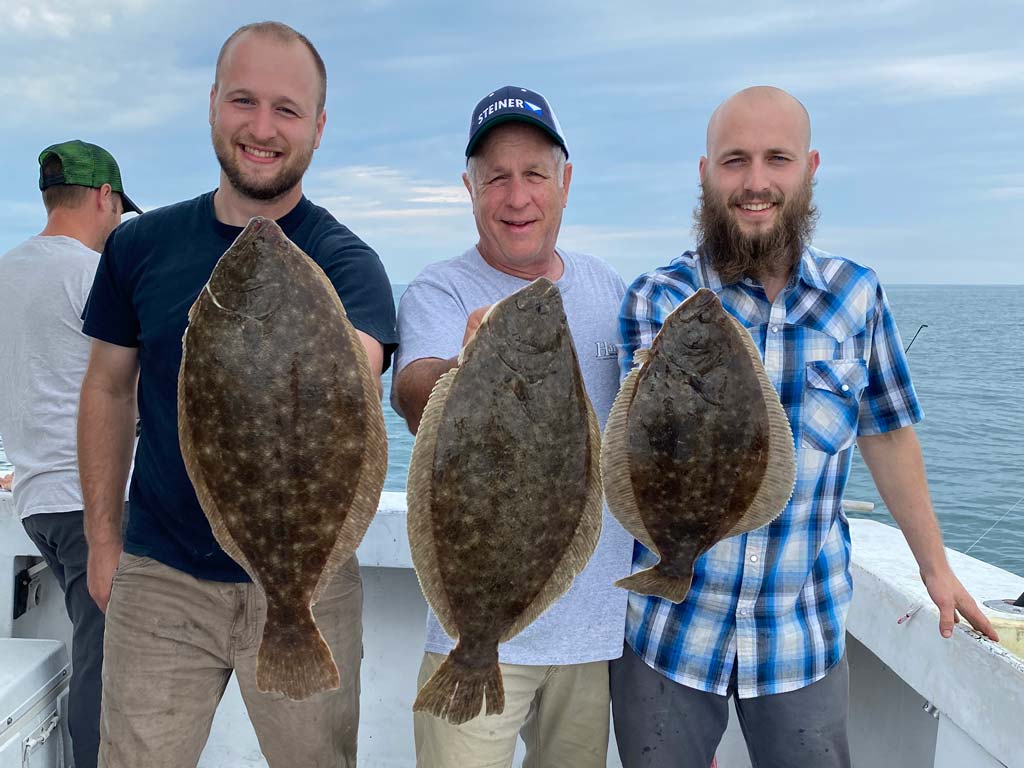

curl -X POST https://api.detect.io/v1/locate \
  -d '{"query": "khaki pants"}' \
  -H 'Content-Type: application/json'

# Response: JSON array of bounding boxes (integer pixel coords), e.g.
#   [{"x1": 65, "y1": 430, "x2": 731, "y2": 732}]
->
[
  {"x1": 99, "y1": 552, "x2": 362, "y2": 768},
  {"x1": 414, "y1": 651, "x2": 610, "y2": 768}
]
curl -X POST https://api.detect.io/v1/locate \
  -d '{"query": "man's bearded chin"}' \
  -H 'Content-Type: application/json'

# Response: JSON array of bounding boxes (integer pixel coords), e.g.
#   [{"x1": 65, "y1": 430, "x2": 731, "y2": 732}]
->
[
  {"x1": 212, "y1": 130, "x2": 314, "y2": 202},
  {"x1": 695, "y1": 173, "x2": 818, "y2": 287}
]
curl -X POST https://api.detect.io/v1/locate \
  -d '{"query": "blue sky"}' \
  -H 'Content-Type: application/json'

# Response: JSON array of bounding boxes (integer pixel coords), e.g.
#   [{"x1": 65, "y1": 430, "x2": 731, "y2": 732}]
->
[{"x1": 2, "y1": 0, "x2": 1022, "y2": 285}]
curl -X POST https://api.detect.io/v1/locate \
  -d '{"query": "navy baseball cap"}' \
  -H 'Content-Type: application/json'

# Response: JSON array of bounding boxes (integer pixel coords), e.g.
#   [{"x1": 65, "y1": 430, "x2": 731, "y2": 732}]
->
[{"x1": 466, "y1": 86, "x2": 568, "y2": 159}]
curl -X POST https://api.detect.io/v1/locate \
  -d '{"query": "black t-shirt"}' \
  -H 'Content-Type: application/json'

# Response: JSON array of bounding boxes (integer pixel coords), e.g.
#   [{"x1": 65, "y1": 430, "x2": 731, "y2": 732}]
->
[{"x1": 83, "y1": 191, "x2": 398, "y2": 581}]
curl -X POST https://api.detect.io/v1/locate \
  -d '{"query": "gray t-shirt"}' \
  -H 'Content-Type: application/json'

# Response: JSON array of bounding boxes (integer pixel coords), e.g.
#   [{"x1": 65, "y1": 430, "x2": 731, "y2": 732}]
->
[
  {"x1": 393, "y1": 246, "x2": 634, "y2": 665},
  {"x1": 0, "y1": 236, "x2": 97, "y2": 520}
]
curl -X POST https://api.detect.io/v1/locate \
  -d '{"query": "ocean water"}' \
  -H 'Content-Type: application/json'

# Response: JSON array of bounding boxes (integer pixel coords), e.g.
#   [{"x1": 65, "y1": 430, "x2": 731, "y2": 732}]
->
[{"x1": 2, "y1": 285, "x2": 1021, "y2": 575}]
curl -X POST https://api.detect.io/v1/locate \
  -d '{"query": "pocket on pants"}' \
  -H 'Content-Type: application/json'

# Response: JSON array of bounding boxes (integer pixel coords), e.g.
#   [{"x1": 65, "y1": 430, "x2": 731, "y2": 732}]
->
[{"x1": 112, "y1": 551, "x2": 151, "y2": 580}]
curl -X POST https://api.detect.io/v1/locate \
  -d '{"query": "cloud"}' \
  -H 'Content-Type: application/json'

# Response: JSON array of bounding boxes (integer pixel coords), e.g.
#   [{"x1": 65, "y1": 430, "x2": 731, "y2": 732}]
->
[
  {"x1": 768, "y1": 51, "x2": 1024, "y2": 101},
  {"x1": 559, "y1": 223, "x2": 693, "y2": 277},
  {"x1": 307, "y1": 165, "x2": 476, "y2": 280},
  {"x1": 312, "y1": 165, "x2": 469, "y2": 219},
  {"x1": 565, "y1": 0, "x2": 922, "y2": 50},
  {"x1": 1, "y1": 0, "x2": 148, "y2": 39},
  {"x1": 975, "y1": 173, "x2": 1024, "y2": 202},
  {"x1": 0, "y1": 60, "x2": 208, "y2": 132}
]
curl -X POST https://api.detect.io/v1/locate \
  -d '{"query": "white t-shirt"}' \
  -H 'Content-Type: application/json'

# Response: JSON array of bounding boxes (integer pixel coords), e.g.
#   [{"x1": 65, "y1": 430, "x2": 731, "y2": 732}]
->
[
  {"x1": 393, "y1": 246, "x2": 635, "y2": 665},
  {"x1": 0, "y1": 236, "x2": 97, "y2": 520}
]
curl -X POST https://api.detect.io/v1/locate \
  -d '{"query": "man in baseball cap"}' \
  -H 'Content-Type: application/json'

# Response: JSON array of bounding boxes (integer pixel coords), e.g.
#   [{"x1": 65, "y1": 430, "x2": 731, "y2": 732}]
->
[
  {"x1": 465, "y1": 85, "x2": 569, "y2": 159},
  {"x1": 393, "y1": 85, "x2": 632, "y2": 767},
  {"x1": 39, "y1": 139, "x2": 142, "y2": 215},
  {"x1": 0, "y1": 137, "x2": 140, "y2": 768}
]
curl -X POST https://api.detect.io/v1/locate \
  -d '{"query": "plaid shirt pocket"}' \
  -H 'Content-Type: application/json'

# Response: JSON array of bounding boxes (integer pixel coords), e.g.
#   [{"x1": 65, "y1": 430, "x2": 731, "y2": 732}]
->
[{"x1": 801, "y1": 359, "x2": 869, "y2": 454}]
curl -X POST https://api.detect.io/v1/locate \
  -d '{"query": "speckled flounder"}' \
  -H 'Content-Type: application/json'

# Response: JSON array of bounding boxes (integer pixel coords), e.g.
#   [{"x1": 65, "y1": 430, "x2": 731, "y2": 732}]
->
[
  {"x1": 407, "y1": 278, "x2": 603, "y2": 725},
  {"x1": 177, "y1": 217, "x2": 386, "y2": 700},
  {"x1": 602, "y1": 288, "x2": 795, "y2": 603}
]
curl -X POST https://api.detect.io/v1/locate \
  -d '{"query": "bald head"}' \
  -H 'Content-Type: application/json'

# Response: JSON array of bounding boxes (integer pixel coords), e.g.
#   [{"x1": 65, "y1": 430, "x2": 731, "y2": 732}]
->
[{"x1": 706, "y1": 86, "x2": 811, "y2": 156}]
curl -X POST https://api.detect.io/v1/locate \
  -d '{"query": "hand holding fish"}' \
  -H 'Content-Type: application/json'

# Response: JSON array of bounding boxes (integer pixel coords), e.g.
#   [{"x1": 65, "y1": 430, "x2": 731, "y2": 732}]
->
[
  {"x1": 461, "y1": 305, "x2": 490, "y2": 348},
  {"x1": 921, "y1": 565, "x2": 999, "y2": 641}
]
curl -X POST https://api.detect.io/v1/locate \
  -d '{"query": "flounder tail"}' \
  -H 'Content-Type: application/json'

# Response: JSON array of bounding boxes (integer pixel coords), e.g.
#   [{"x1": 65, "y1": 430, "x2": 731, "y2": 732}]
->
[
  {"x1": 413, "y1": 650, "x2": 504, "y2": 725},
  {"x1": 616, "y1": 565, "x2": 694, "y2": 604},
  {"x1": 256, "y1": 609, "x2": 340, "y2": 701}
]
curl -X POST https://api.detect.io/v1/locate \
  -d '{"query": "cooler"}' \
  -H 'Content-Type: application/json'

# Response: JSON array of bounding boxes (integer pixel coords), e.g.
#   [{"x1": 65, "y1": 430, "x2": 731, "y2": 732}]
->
[{"x1": 0, "y1": 639, "x2": 69, "y2": 768}]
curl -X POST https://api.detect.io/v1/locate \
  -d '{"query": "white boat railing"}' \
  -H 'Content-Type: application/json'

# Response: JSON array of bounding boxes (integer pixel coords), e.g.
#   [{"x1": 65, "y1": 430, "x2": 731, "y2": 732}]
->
[{"x1": 3, "y1": 491, "x2": 1022, "y2": 768}]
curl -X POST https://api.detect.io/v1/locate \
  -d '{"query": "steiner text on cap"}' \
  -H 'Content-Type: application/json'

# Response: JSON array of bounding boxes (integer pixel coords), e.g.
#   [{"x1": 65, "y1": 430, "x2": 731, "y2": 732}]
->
[{"x1": 478, "y1": 97, "x2": 542, "y2": 125}]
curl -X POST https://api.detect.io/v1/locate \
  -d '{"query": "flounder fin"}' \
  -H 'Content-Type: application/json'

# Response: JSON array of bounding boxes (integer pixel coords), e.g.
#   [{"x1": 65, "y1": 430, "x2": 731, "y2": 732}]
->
[
  {"x1": 502, "y1": 391, "x2": 604, "y2": 643},
  {"x1": 406, "y1": 367, "x2": 460, "y2": 638},
  {"x1": 314, "y1": 294, "x2": 388, "y2": 602},
  {"x1": 615, "y1": 564, "x2": 694, "y2": 604},
  {"x1": 413, "y1": 652, "x2": 504, "y2": 725},
  {"x1": 256, "y1": 606, "x2": 340, "y2": 700},
  {"x1": 721, "y1": 315, "x2": 797, "y2": 540},
  {"x1": 601, "y1": 363, "x2": 659, "y2": 555}
]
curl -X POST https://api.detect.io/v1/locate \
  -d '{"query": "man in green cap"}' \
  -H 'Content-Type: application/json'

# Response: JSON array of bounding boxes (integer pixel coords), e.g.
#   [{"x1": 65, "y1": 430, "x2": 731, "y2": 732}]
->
[{"x1": 0, "y1": 139, "x2": 139, "y2": 768}]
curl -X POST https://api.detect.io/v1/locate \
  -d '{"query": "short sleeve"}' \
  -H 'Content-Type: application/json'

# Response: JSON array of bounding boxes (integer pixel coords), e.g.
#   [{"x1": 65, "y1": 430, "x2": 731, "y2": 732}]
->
[
  {"x1": 319, "y1": 241, "x2": 398, "y2": 373},
  {"x1": 617, "y1": 272, "x2": 692, "y2": 380},
  {"x1": 82, "y1": 222, "x2": 140, "y2": 348},
  {"x1": 857, "y1": 282, "x2": 924, "y2": 435},
  {"x1": 392, "y1": 278, "x2": 469, "y2": 377}
]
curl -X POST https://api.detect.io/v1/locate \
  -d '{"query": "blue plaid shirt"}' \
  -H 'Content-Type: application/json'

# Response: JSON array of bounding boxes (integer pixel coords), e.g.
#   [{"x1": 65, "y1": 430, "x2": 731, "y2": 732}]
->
[{"x1": 618, "y1": 247, "x2": 923, "y2": 697}]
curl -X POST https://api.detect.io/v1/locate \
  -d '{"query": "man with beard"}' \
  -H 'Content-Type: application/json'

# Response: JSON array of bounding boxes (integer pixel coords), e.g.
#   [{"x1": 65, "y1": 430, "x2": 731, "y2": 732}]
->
[
  {"x1": 609, "y1": 86, "x2": 996, "y2": 768},
  {"x1": 78, "y1": 22, "x2": 396, "y2": 767}
]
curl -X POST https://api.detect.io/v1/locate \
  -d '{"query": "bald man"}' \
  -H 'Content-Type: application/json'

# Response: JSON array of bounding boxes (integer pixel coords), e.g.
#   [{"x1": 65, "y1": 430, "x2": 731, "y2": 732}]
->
[{"x1": 609, "y1": 86, "x2": 997, "y2": 768}]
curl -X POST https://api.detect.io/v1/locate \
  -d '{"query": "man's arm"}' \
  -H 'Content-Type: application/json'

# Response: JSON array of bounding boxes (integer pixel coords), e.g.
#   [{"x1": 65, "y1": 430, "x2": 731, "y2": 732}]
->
[
  {"x1": 78, "y1": 339, "x2": 138, "y2": 613},
  {"x1": 857, "y1": 426, "x2": 998, "y2": 641},
  {"x1": 393, "y1": 357, "x2": 457, "y2": 435},
  {"x1": 356, "y1": 330, "x2": 385, "y2": 398},
  {"x1": 392, "y1": 306, "x2": 489, "y2": 435}
]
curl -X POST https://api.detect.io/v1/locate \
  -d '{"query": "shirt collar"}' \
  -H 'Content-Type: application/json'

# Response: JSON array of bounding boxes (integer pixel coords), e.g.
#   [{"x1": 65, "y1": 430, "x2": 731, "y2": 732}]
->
[{"x1": 795, "y1": 247, "x2": 829, "y2": 292}]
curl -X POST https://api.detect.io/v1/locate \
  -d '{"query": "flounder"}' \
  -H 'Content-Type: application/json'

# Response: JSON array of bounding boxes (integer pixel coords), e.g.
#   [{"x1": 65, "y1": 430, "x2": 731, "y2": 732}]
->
[
  {"x1": 177, "y1": 217, "x2": 386, "y2": 700},
  {"x1": 602, "y1": 287, "x2": 795, "y2": 603},
  {"x1": 407, "y1": 278, "x2": 603, "y2": 725}
]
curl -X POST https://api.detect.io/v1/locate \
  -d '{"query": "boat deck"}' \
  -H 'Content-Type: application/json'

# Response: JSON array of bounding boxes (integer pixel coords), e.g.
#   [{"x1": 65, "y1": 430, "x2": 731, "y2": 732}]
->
[{"x1": 3, "y1": 491, "x2": 1022, "y2": 767}]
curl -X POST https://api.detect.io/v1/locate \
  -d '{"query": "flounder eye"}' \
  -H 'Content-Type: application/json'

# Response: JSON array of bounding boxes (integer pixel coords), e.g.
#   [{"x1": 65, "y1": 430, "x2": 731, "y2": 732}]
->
[
  {"x1": 536, "y1": 304, "x2": 549, "y2": 315},
  {"x1": 699, "y1": 310, "x2": 713, "y2": 323}
]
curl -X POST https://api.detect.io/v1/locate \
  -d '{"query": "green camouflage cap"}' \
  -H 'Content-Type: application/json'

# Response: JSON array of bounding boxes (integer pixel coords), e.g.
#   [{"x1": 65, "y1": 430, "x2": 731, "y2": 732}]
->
[{"x1": 38, "y1": 139, "x2": 142, "y2": 214}]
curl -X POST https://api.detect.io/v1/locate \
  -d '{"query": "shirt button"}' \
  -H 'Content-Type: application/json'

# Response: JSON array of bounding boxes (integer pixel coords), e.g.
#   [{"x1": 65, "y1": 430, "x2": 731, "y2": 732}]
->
[
  {"x1": 841, "y1": 384, "x2": 850, "y2": 392},
  {"x1": 739, "y1": 608, "x2": 748, "y2": 616},
  {"x1": 771, "y1": 326, "x2": 780, "y2": 333},
  {"x1": 750, "y1": 555, "x2": 759, "y2": 563}
]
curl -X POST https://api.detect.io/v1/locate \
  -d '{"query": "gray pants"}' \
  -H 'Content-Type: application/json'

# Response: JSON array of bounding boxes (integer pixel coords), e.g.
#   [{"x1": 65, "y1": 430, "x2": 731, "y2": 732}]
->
[
  {"x1": 610, "y1": 642, "x2": 851, "y2": 768},
  {"x1": 23, "y1": 510, "x2": 105, "y2": 768}
]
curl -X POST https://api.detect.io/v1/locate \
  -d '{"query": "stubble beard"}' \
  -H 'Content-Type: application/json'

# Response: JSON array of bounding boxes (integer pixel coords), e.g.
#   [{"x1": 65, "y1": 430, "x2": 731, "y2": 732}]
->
[
  {"x1": 212, "y1": 128, "x2": 315, "y2": 203},
  {"x1": 694, "y1": 171, "x2": 819, "y2": 286}
]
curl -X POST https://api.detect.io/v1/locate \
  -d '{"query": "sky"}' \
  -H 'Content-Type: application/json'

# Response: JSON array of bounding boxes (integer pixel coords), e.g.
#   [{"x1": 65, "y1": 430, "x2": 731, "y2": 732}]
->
[{"x1": 1, "y1": 0, "x2": 1022, "y2": 286}]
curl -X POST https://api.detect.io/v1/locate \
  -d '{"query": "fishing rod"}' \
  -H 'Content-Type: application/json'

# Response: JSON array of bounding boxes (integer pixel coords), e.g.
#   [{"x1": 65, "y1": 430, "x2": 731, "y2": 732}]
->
[
  {"x1": 899, "y1": 320, "x2": 1022, "y2": 582},
  {"x1": 904, "y1": 324, "x2": 928, "y2": 353}
]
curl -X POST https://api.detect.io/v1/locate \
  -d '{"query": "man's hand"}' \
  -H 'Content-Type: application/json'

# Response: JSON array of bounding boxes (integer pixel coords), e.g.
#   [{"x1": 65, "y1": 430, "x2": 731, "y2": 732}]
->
[
  {"x1": 0, "y1": 473, "x2": 11, "y2": 491},
  {"x1": 921, "y1": 565, "x2": 999, "y2": 641},
  {"x1": 858, "y1": 427, "x2": 999, "y2": 643},
  {"x1": 393, "y1": 305, "x2": 493, "y2": 435},
  {"x1": 462, "y1": 306, "x2": 490, "y2": 348},
  {"x1": 88, "y1": 541, "x2": 122, "y2": 613}
]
